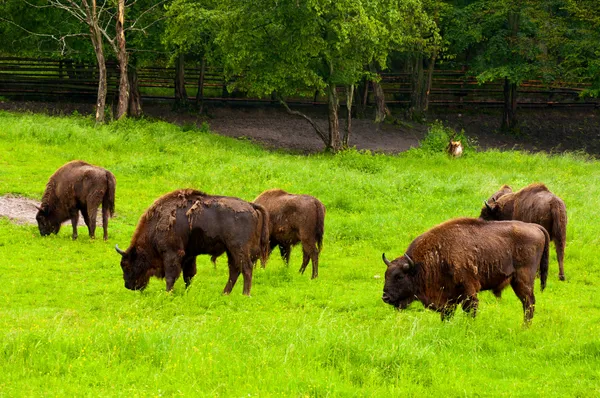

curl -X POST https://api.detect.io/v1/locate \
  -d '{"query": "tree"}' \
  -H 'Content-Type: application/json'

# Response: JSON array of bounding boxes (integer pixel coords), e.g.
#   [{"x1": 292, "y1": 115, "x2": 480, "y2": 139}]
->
[
  {"x1": 563, "y1": 0, "x2": 600, "y2": 97},
  {"x1": 5, "y1": 0, "x2": 168, "y2": 123},
  {"x1": 443, "y1": 0, "x2": 567, "y2": 131},
  {"x1": 166, "y1": 0, "x2": 435, "y2": 152}
]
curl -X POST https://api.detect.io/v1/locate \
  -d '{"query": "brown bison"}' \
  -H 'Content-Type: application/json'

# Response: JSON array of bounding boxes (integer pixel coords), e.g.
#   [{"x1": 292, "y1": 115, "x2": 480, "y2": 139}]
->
[
  {"x1": 36, "y1": 160, "x2": 116, "y2": 240},
  {"x1": 382, "y1": 218, "x2": 549, "y2": 323},
  {"x1": 115, "y1": 189, "x2": 269, "y2": 295},
  {"x1": 254, "y1": 189, "x2": 325, "y2": 279},
  {"x1": 480, "y1": 183, "x2": 567, "y2": 281}
]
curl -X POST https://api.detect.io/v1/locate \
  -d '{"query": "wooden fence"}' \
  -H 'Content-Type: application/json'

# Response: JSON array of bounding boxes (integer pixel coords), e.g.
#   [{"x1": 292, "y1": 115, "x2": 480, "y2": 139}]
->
[{"x1": 0, "y1": 57, "x2": 598, "y2": 108}]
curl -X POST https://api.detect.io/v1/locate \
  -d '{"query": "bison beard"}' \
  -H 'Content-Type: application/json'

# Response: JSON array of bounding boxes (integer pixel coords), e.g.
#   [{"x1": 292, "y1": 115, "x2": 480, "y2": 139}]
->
[
  {"x1": 254, "y1": 189, "x2": 325, "y2": 279},
  {"x1": 116, "y1": 189, "x2": 269, "y2": 295},
  {"x1": 480, "y1": 183, "x2": 567, "y2": 281},
  {"x1": 36, "y1": 160, "x2": 116, "y2": 240},
  {"x1": 382, "y1": 218, "x2": 549, "y2": 324}
]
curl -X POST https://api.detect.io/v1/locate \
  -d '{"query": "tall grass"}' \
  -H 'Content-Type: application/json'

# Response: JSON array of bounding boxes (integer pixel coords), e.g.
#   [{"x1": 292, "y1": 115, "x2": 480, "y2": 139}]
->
[{"x1": 0, "y1": 110, "x2": 599, "y2": 396}]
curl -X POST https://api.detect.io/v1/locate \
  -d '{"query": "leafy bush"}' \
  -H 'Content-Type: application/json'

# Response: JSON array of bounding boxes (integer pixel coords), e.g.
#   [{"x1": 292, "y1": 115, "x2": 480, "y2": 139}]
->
[{"x1": 420, "y1": 121, "x2": 476, "y2": 155}]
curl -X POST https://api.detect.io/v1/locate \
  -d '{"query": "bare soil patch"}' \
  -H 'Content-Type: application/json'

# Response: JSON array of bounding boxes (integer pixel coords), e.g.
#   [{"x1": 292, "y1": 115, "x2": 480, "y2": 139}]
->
[
  {"x1": 1, "y1": 100, "x2": 598, "y2": 156},
  {"x1": 0, "y1": 194, "x2": 104, "y2": 228}
]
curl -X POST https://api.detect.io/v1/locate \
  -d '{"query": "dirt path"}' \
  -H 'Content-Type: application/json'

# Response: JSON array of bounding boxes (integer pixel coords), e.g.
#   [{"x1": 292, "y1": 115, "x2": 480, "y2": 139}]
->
[{"x1": 0, "y1": 195, "x2": 104, "y2": 227}]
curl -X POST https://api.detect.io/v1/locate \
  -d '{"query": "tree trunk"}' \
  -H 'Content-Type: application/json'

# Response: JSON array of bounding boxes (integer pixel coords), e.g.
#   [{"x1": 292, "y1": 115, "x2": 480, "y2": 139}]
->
[
  {"x1": 409, "y1": 53, "x2": 426, "y2": 120},
  {"x1": 128, "y1": 63, "x2": 142, "y2": 117},
  {"x1": 343, "y1": 84, "x2": 354, "y2": 148},
  {"x1": 502, "y1": 78, "x2": 518, "y2": 131},
  {"x1": 372, "y1": 79, "x2": 389, "y2": 123},
  {"x1": 115, "y1": 0, "x2": 129, "y2": 120},
  {"x1": 327, "y1": 83, "x2": 341, "y2": 152},
  {"x1": 278, "y1": 97, "x2": 328, "y2": 149},
  {"x1": 174, "y1": 53, "x2": 188, "y2": 109},
  {"x1": 195, "y1": 57, "x2": 206, "y2": 112},
  {"x1": 87, "y1": 1, "x2": 106, "y2": 125},
  {"x1": 423, "y1": 51, "x2": 437, "y2": 112},
  {"x1": 501, "y1": 10, "x2": 520, "y2": 132}
]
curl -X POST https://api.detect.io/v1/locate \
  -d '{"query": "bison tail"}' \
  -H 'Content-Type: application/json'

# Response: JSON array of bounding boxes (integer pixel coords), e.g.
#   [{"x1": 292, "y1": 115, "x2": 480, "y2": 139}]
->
[
  {"x1": 315, "y1": 201, "x2": 325, "y2": 253},
  {"x1": 551, "y1": 199, "x2": 567, "y2": 252},
  {"x1": 252, "y1": 203, "x2": 270, "y2": 267},
  {"x1": 538, "y1": 225, "x2": 550, "y2": 291},
  {"x1": 105, "y1": 171, "x2": 117, "y2": 217}
]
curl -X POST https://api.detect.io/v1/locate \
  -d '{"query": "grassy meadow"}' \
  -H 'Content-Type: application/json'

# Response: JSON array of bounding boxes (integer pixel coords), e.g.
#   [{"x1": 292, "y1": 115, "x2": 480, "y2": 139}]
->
[{"x1": 0, "y1": 110, "x2": 599, "y2": 396}]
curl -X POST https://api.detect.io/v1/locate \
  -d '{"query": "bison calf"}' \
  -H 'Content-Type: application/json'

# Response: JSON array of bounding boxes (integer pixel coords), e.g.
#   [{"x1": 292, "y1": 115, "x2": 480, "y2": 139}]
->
[
  {"x1": 480, "y1": 183, "x2": 567, "y2": 281},
  {"x1": 382, "y1": 218, "x2": 549, "y2": 324},
  {"x1": 116, "y1": 189, "x2": 269, "y2": 295},
  {"x1": 36, "y1": 160, "x2": 116, "y2": 240},
  {"x1": 254, "y1": 189, "x2": 325, "y2": 279}
]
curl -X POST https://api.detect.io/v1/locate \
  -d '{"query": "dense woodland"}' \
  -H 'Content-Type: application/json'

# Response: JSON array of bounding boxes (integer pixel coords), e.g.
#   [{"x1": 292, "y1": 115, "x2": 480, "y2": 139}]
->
[{"x1": 0, "y1": 0, "x2": 599, "y2": 151}]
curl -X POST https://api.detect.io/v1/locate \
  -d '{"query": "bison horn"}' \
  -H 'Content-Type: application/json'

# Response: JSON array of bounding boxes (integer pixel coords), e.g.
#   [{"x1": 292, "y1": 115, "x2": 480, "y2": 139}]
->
[
  {"x1": 382, "y1": 253, "x2": 392, "y2": 267},
  {"x1": 404, "y1": 253, "x2": 415, "y2": 268},
  {"x1": 484, "y1": 200, "x2": 492, "y2": 211},
  {"x1": 115, "y1": 244, "x2": 127, "y2": 257}
]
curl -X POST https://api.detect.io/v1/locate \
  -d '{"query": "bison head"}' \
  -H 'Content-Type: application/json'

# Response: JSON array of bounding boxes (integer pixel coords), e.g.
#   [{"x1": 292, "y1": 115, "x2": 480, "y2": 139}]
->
[
  {"x1": 116, "y1": 245, "x2": 151, "y2": 291},
  {"x1": 479, "y1": 200, "x2": 501, "y2": 220},
  {"x1": 35, "y1": 205, "x2": 60, "y2": 236},
  {"x1": 382, "y1": 253, "x2": 418, "y2": 309}
]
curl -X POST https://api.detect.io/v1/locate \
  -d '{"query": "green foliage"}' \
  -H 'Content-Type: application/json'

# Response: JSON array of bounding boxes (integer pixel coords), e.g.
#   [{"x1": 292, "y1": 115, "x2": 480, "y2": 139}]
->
[{"x1": 1, "y1": 112, "x2": 600, "y2": 395}]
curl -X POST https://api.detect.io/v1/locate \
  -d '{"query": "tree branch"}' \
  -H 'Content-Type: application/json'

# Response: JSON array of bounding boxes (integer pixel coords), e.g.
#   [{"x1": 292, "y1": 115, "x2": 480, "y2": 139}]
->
[{"x1": 278, "y1": 96, "x2": 329, "y2": 146}]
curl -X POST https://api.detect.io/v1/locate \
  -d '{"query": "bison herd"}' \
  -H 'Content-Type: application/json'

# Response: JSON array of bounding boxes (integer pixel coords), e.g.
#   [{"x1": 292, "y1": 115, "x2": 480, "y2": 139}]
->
[{"x1": 36, "y1": 160, "x2": 568, "y2": 324}]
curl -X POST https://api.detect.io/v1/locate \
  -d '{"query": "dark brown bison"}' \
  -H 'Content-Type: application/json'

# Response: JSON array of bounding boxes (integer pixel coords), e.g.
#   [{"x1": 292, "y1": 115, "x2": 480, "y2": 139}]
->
[
  {"x1": 36, "y1": 160, "x2": 116, "y2": 240},
  {"x1": 115, "y1": 189, "x2": 269, "y2": 295},
  {"x1": 480, "y1": 183, "x2": 567, "y2": 281},
  {"x1": 254, "y1": 189, "x2": 325, "y2": 279},
  {"x1": 382, "y1": 218, "x2": 549, "y2": 323}
]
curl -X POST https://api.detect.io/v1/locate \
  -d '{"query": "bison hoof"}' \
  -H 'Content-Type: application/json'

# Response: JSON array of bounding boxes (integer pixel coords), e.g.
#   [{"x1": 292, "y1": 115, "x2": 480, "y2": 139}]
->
[
  {"x1": 559, "y1": 274, "x2": 565, "y2": 281},
  {"x1": 72, "y1": 235, "x2": 78, "y2": 240}
]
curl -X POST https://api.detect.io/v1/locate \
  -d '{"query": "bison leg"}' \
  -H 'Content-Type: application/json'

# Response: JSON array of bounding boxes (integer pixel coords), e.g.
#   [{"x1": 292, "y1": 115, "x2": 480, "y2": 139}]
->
[
  {"x1": 85, "y1": 203, "x2": 99, "y2": 239},
  {"x1": 510, "y1": 278, "x2": 536, "y2": 324},
  {"x1": 461, "y1": 295, "x2": 479, "y2": 317},
  {"x1": 223, "y1": 255, "x2": 241, "y2": 295},
  {"x1": 555, "y1": 239, "x2": 566, "y2": 281},
  {"x1": 300, "y1": 241, "x2": 319, "y2": 279},
  {"x1": 70, "y1": 211, "x2": 79, "y2": 240},
  {"x1": 440, "y1": 304, "x2": 457, "y2": 321},
  {"x1": 163, "y1": 253, "x2": 183, "y2": 292},
  {"x1": 241, "y1": 261, "x2": 253, "y2": 296},
  {"x1": 279, "y1": 244, "x2": 292, "y2": 265},
  {"x1": 102, "y1": 207, "x2": 110, "y2": 241},
  {"x1": 182, "y1": 257, "x2": 197, "y2": 288}
]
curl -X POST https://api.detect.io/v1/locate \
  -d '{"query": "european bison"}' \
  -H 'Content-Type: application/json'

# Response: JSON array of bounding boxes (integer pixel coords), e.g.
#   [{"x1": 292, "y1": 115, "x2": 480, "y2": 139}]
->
[
  {"x1": 480, "y1": 183, "x2": 567, "y2": 281},
  {"x1": 115, "y1": 189, "x2": 269, "y2": 295},
  {"x1": 254, "y1": 189, "x2": 325, "y2": 279},
  {"x1": 36, "y1": 160, "x2": 116, "y2": 240},
  {"x1": 382, "y1": 218, "x2": 549, "y2": 323}
]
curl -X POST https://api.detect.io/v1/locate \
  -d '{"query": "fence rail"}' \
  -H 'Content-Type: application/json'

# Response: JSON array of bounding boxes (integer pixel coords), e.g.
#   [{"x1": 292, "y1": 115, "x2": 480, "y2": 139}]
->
[{"x1": 0, "y1": 57, "x2": 598, "y2": 108}]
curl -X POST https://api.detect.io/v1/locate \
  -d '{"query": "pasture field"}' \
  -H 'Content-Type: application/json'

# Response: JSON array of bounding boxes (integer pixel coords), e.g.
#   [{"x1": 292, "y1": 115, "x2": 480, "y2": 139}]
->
[{"x1": 0, "y1": 110, "x2": 599, "y2": 397}]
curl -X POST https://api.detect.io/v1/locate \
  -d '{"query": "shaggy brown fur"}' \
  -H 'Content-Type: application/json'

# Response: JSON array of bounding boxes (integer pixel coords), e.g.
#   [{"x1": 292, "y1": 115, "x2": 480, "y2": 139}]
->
[
  {"x1": 480, "y1": 183, "x2": 567, "y2": 281},
  {"x1": 446, "y1": 140, "x2": 463, "y2": 157},
  {"x1": 254, "y1": 189, "x2": 325, "y2": 279},
  {"x1": 116, "y1": 189, "x2": 269, "y2": 295},
  {"x1": 382, "y1": 218, "x2": 549, "y2": 324},
  {"x1": 36, "y1": 160, "x2": 116, "y2": 240}
]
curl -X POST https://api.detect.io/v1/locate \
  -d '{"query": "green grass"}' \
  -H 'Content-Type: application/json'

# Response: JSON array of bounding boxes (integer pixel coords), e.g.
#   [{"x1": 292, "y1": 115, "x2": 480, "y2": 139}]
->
[{"x1": 0, "y1": 110, "x2": 599, "y2": 397}]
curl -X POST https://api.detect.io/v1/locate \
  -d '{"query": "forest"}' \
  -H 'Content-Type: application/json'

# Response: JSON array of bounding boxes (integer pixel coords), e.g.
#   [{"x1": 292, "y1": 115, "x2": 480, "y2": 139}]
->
[{"x1": 0, "y1": 0, "x2": 599, "y2": 151}]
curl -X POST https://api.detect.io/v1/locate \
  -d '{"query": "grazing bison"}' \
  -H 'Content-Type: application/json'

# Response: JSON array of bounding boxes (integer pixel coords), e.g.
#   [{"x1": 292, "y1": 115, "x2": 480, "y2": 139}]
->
[
  {"x1": 36, "y1": 160, "x2": 116, "y2": 240},
  {"x1": 480, "y1": 183, "x2": 567, "y2": 281},
  {"x1": 382, "y1": 218, "x2": 549, "y2": 323},
  {"x1": 115, "y1": 189, "x2": 269, "y2": 295},
  {"x1": 254, "y1": 189, "x2": 325, "y2": 279}
]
